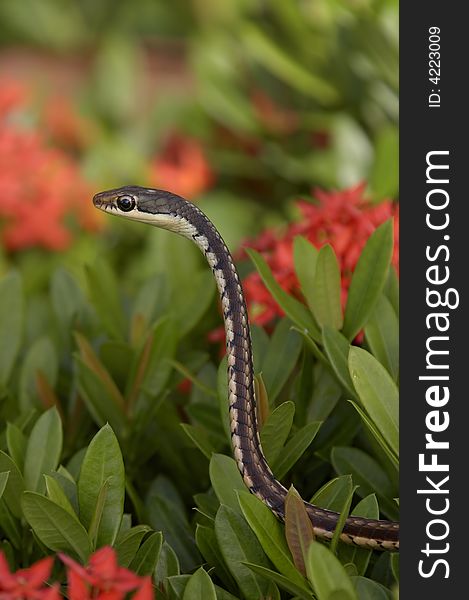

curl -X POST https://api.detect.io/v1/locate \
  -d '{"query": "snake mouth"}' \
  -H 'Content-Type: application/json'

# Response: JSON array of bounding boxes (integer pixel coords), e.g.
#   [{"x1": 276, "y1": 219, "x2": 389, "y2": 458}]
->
[{"x1": 93, "y1": 192, "x2": 115, "y2": 211}]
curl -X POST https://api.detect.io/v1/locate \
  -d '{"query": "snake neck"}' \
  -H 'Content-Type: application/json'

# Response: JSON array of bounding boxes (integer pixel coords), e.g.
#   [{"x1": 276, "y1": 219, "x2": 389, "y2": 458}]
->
[
  {"x1": 176, "y1": 205, "x2": 289, "y2": 513},
  {"x1": 149, "y1": 194, "x2": 399, "y2": 551}
]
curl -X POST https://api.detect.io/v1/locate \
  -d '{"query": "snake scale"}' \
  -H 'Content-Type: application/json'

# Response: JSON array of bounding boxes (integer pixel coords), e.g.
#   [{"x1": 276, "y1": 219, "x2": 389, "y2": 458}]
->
[{"x1": 93, "y1": 185, "x2": 399, "y2": 551}]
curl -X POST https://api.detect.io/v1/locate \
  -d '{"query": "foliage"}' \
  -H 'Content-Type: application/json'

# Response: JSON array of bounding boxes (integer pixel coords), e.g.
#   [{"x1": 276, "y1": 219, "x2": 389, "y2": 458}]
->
[
  {"x1": 0, "y1": 216, "x2": 398, "y2": 596},
  {"x1": 0, "y1": 0, "x2": 398, "y2": 210},
  {"x1": 0, "y1": 0, "x2": 398, "y2": 596}
]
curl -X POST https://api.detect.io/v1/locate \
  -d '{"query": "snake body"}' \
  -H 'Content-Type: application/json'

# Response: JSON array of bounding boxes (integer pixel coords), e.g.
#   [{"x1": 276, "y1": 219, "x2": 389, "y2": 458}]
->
[{"x1": 93, "y1": 185, "x2": 399, "y2": 551}]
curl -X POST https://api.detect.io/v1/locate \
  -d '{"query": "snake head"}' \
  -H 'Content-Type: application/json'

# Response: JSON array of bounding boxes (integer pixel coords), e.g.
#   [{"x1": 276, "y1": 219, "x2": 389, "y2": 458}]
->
[{"x1": 93, "y1": 185, "x2": 186, "y2": 226}]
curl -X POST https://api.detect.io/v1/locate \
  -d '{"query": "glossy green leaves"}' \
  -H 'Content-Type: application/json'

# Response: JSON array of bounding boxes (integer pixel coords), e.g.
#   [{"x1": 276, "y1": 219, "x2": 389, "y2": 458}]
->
[
  {"x1": 306, "y1": 542, "x2": 358, "y2": 600},
  {"x1": 343, "y1": 220, "x2": 394, "y2": 341},
  {"x1": 24, "y1": 407, "x2": 63, "y2": 494},
  {"x1": 22, "y1": 492, "x2": 91, "y2": 561},
  {"x1": 349, "y1": 347, "x2": 399, "y2": 460},
  {"x1": 78, "y1": 424, "x2": 125, "y2": 548},
  {"x1": 17, "y1": 423, "x2": 137, "y2": 562}
]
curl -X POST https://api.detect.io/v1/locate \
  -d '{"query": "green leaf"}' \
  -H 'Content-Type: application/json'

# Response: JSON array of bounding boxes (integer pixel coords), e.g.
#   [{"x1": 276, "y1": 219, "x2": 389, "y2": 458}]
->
[
  {"x1": 329, "y1": 483, "x2": 358, "y2": 556},
  {"x1": 172, "y1": 270, "x2": 215, "y2": 338},
  {"x1": 19, "y1": 337, "x2": 58, "y2": 411},
  {"x1": 129, "y1": 531, "x2": 163, "y2": 576},
  {"x1": 209, "y1": 454, "x2": 246, "y2": 513},
  {"x1": 293, "y1": 235, "x2": 319, "y2": 315},
  {"x1": 215, "y1": 505, "x2": 271, "y2": 600},
  {"x1": 364, "y1": 295, "x2": 399, "y2": 381},
  {"x1": 74, "y1": 356, "x2": 126, "y2": 437},
  {"x1": 284, "y1": 486, "x2": 315, "y2": 577},
  {"x1": 195, "y1": 524, "x2": 237, "y2": 592},
  {"x1": 217, "y1": 357, "x2": 231, "y2": 445},
  {"x1": 194, "y1": 490, "x2": 219, "y2": 520},
  {"x1": 183, "y1": 567, "x2": 217, "y2": 600},
  {"x1": 75, "y1": 332, "x2": 125, "y2": 408},
  {"x1": 0, "y1": 499, "x2": 21, "y2": 549},
  {"x1": 309, "y1": 245, "x2": 343, "y2": 330},
  {"x1": 391, "y1": 553, "x2": 400, "y2": 582},
  {"x1": 348, "y1": 400, "x2": 398, "y2": 472},
  {"x1": 272, "y1": 421, "x2": 321, "y2": 479},
  {"x1": 77, "y1": 424, "x2": 125, "y2": 546},
  {"x1": 306, "y1": 542, "x2": 358, "y2": 600},
  {"x1": 155, "y1": 541, "x2": 180, "y2": 583},
  {"x1": 369, "y1": 127, "x2": 399, "y2": 201},
  {"x1": 343, "y1": 220, "x2": 394, "y2": 340},
  {"x1": 321, "y1": 326, "x2": 357, "y2": 399},
  {"x1": 242, "y1": 24, "x2": 338, "y2": 104},
  {"x1": 50, "y1": 268, "x2": 85, "y2": 334},
  {"x1": 165, "y1": 575, "x2": 190, "y2": 600},
  {"x1": 134, "y1": 317, "x2": 178, "y2": 412},
  {"x1": 50, "y1": 471, "x2": 79, "y2": 515},
  {"x1": 44, "y1": 475, "x2": 77, "y2": 519},
  {"x1": 339, "y1": 495, "x2": 379, "y2": 576},
  {"x1": 171, "y1": 360, "x2": 217, "y2": 399},
  {"x1": 6, "y1": 423, "x2": 27, "y2": 472},
  {"x1": 0, "y1": 272, "x2": 23, "y2": 389},
  {"x1": 238, "y1": 492, "x2": 309, "y2": 590},
  {"x1": 384, "y1": 267, "x2": 399, "y2": 317},
  {"x1": 262, "y1": 319, "x2": 302, "y2": 403},
  {"x1": 352, "y1": 576, "x2": 393, "y2": 599},
  {"x1": 251, "y1": 324, "x2": 270, "y2": 374},
  {"x1": 311, "y1": 475, "x2": 353, "y2": 512},
  {"x1": 254, "y1": 373, "x2": 269, "y2": 428},
  {"x1": 307, "y1": 364, "x2": 342, "y2": 422},
  {"x1": 0, "y1": 472, "x2": 9, "y2": 499},
  {"x1": 88, "y1": 477, "x2": 112, "y2": 550},
  {"x1": 86, "y1": 258, "x2": 125, "y2": 340},
  {"x1": 247, "y1": 249, "x2": 320, "y2": 340},
  {"x1": 244, "y1": 563, "x2": 313, "y2": 600},
  {"x1": 186, "y1": 402, "x2": 225, "y2": 450},
  {"x1": 260, "y1": 402, "x2": 295, "y2": 465},
  {"x1": 180, "y1": 424, "x2": 215, "y2": 460},
  {"x1": 0, "y1": 451, "x2": 25, "y2": 519},
  {"x1": 115, "y1": 525, "x2": 151, "y2": 567},
  {"x1": 130, "y1": 274, "x2": 168, "y2": 345},
  {"x1": 99, "y1": 341, "x2": 133, "y2": 392},
  {"x1": 22, "y1": 491, "x2": 91, "y2": 561},
  {"x1": 147, "y1": 492, "x2": 200, "y2": 573},
  {"x1": 331, "y1": 447, "x2": 398, "y2": 521},
  {"x1": 24, "y1": 407, "x2": 63, "y2": 493},
  {"x1": 348, "y1": 347, "x2": 399, "y2": 458}
]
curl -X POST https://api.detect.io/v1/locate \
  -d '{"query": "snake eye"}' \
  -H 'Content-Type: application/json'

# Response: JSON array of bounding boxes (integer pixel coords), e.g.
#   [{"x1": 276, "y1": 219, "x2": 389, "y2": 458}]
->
[{"x1": 116, "y1": 195, "x2": 136, "y2": 212}]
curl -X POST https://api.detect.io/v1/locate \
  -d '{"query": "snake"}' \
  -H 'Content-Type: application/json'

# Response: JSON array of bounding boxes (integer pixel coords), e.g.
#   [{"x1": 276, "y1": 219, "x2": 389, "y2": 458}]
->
[{"x1": 93, "y1": 185, "x2": 399, "y2": 552}]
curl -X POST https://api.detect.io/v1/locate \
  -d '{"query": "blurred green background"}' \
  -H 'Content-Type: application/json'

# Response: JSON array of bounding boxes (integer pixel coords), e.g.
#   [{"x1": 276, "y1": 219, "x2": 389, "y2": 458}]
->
[{"x1": 1, "y1": 0, "x2": 398, "y2": 270}]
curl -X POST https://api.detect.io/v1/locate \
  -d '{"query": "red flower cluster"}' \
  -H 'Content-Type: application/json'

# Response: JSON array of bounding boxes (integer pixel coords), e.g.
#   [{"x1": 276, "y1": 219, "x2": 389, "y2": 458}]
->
[
  {"x1": 0, "y1": 78, "x2": 100, "y2": 252},
  {"x1": 60, "y1": 547, "x2": 153, "y2": 600},
  {"x1": 0, "y1": 555, "x2": 60, "y2": 599},
  {"x1": 242, "y1": 183, "x2": 399, "y2": 325},
  {"x1": 0, "y1": 547, "x2": 154, "y2": 600},
  {"x1": 149, "y1": 133, "x2": 214, "y2": 199},
  {"x1": 42, "y1": 95, "x2": 96, "y2": 153}
]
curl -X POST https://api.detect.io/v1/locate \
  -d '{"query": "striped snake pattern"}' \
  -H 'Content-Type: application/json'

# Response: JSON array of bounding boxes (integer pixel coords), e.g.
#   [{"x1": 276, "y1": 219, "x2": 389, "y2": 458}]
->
[{"x1": 93, "y1": 185, "x2": 399, "y2": 551}]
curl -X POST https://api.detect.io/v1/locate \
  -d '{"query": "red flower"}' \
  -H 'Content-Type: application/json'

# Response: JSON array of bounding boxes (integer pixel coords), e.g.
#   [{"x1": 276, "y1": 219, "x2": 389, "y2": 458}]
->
[
  {"x1": 241, "y1": 183, "x2": 399, "y2": 325},
  {"x1": 59, "y1": 547, "x2": 153, "y2": 600},
  {"x1": 0, "y1": 553, "x2": 61, "y2": 600},
  {"x1": 42, "y1": 95, "x2": 95, "y2": 152},
  {"x1": 149, "y1": 133, "x2": 214, "y2": 199},
  {"x1": 0, "y1": 78, "x2": 101, "y2": 252},
  {"x1": 251, "y1": 90, "x2": 299, "y2": 134},
  {"x1": 0, "y1": 78, "x2": 28, "y2": 120}
]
